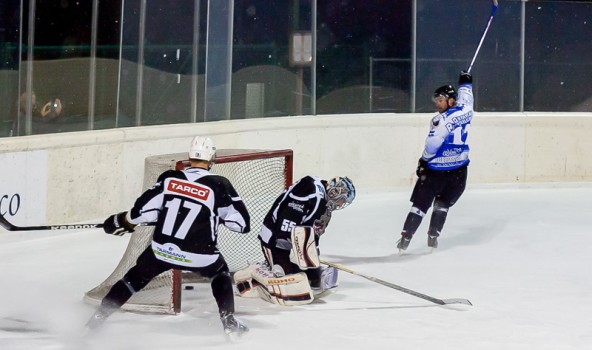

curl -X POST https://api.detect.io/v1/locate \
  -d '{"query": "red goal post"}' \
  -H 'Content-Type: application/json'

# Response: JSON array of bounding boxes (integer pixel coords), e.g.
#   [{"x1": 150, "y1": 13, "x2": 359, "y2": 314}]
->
[{"x1": 84, "y1": 148, "x2": 293, "y2": 314}]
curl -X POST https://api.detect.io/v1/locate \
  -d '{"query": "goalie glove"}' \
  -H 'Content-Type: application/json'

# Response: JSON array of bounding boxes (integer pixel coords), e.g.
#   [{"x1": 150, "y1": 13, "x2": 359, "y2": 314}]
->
[
  {"x1": 103, "y1": 211, "x2": 136, "y2": 236},
  {"x1": 289, "y1": 226, "x2": 320, "y2": 270}
]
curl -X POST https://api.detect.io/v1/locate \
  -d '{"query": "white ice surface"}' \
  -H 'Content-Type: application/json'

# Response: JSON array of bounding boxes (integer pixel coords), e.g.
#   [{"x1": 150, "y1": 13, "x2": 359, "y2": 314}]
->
[{"x1": 1, "y1": 184, "x2": 591, "y2": 350}]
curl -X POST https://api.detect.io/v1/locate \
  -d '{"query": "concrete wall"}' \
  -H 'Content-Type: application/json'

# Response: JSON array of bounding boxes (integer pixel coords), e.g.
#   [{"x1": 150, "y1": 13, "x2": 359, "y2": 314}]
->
[{"x1": 1, "y1": 112, "x2": 591, "y2": 225}]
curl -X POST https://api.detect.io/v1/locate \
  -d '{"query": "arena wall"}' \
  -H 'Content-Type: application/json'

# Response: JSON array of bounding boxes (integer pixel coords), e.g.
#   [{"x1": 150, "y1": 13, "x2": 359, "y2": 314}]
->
[{"x1": 1, "y1": 112, "x2": 591, "y2": 225}]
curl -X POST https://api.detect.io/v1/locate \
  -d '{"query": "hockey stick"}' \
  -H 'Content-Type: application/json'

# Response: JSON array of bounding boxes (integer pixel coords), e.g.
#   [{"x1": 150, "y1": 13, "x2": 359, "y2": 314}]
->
[
  {"x1": 467, "y1": 0, "x2": 499, "y2": 73},
  {"x1": 0, "y1": 214, "x2": 157, "y2": 232},
  {"x1": 321, "y1": 260, "x2": 472, "y2": 306},
  {"x1": 0, "y1": 214, "x2": 105, "y2": 231}
]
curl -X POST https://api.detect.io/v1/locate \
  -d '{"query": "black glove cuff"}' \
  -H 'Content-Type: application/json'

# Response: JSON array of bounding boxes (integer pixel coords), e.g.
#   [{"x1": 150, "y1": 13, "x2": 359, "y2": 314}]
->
[
  {"x1": 459, "y1": 71, "x2": 473, "y2": 85},
  {"x1": 416, "y1": 158, "x2": 429, "y2": 177}
]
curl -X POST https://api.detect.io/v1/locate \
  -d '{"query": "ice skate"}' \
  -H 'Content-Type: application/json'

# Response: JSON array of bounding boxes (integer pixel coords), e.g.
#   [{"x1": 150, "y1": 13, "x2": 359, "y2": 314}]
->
[
  {"x1": 85, "y1": 308, "x2": 110, "y2": 330},
  {"x1": 397, "y1": 235, "x2": 412, "y2": 254},
  {"x1": 221, "y1": 313, "x2": 249, "y2": 341},
  {"x1": 428, "y1": 235, "x2": 438, "y2": 250}
]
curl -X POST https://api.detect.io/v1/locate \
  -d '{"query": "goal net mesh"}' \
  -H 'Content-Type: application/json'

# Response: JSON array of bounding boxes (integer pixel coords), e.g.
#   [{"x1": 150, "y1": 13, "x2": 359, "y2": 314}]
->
[{"x1": 84, "y1": 149, "x2": 292, "y2": 314}]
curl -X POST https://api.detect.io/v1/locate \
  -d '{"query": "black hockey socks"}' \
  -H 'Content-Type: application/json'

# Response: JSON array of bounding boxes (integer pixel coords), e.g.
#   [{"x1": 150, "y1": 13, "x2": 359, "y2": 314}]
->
[
  {"x1": 100, "y1": 277, "x2": 139, "y2": 310},
  {"x1": 428, "y1": 206, "x2": 449, "y2": 237},
  {"x1": 211, "y1": 270, "x2": 235, "y2": 316},
  {"x1": 402, "y1": 209, "x2": 425, "y2": 238}
]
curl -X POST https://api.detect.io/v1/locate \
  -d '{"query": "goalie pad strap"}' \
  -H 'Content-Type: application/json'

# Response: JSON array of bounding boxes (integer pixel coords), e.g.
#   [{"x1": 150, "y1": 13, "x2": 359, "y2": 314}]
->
[
  {"x1": 289, "y1": 226, "x2": 320, "y2": 269},
  {"x1": 233, "y1": 265, "x2": 259, "y2": 298}
]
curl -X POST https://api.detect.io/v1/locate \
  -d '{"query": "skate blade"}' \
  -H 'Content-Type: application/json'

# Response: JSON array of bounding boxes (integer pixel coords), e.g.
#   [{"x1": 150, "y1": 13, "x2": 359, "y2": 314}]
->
[{"x1": 226, "y1": 330, "x2": 249, "y2": 343}]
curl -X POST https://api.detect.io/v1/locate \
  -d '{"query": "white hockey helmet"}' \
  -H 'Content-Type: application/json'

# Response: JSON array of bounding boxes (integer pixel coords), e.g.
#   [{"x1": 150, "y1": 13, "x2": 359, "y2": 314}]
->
[
  {"x1": 326, "y1": 176, "x2": 356, "y2": 211},
  {"x1": 188, "y1": 136, "x2": 216, "y2": 162}
]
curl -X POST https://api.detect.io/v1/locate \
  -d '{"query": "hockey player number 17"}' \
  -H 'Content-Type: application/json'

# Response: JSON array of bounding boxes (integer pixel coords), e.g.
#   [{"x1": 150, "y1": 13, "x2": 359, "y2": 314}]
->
[
  {"x1": 162, "y1": 198, "x2": 203, "y2": 240},
  {"x1": 452, "y1": 124, "x2": 470, "y2": 146}
]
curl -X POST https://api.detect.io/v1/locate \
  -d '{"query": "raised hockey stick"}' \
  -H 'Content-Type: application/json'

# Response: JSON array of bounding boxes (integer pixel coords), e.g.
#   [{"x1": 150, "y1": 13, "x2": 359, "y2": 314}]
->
[
  {"x1": 321, "y1": 260, "x2": 472, "y2": 306},
  {"x1": 0, "y1": 214, "x2": 105, "y2": 231},
  {"x1": 467, "y1": 0, "x2": 499, "y2": 73}
]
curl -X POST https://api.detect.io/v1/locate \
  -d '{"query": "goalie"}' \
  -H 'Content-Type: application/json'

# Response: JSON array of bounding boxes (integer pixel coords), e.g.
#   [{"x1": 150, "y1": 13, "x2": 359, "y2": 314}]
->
[{"x1": 234, "y1": 176, "x2": 355, "y2": 305}]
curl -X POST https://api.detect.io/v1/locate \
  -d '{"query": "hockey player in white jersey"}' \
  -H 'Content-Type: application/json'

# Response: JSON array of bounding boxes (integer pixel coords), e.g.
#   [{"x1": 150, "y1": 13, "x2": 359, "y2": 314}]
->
[
  {"x1": 233, "y1": 176, "x2": 355, "y2": 305},
  {"x1": 397, "y1": 71, "x2": 474, "y2": 252},
  {"x1": 87, "y1": 136, "x2": 251, "y2": 338}
]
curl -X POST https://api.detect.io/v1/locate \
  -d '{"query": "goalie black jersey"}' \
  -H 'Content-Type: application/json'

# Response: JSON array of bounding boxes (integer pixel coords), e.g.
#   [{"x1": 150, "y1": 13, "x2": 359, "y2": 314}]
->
[
  {"x1": 259, "y1": 175, "x2": 328, "y2": 245},
  {"x1": 127, "y1": 167, "x2": 250, "y2": 267}
]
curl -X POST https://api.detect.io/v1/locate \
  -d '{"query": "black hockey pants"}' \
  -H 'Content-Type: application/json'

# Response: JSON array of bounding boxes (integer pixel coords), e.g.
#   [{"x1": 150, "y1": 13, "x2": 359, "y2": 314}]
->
[{"x1": 101, "y1": 246, "x2": 234, "y2": 316}]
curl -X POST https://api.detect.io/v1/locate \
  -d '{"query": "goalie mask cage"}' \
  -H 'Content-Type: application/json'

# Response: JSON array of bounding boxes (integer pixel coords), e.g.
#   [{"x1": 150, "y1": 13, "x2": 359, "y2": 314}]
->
[{"x1": 84, "y1": 149, "x2": 293, "y2": 314}]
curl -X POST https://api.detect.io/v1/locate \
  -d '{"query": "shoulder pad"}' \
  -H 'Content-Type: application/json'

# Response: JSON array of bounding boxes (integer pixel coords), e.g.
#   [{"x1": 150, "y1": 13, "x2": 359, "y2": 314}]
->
[{"x1": 291, "y1": 176, "x2": 319, "y2": 197}]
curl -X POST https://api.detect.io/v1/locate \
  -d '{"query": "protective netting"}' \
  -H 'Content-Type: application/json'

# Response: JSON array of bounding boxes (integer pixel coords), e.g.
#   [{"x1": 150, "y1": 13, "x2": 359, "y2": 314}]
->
[{"x1": 84, "y1": 149, "x2": 292, "y2": 314}]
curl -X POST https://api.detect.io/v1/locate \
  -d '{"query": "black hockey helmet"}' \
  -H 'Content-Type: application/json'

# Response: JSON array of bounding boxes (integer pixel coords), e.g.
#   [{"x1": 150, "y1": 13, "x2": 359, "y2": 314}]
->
[{"x1": 432, "y1": 84, "x2": 457, "y2": 101}]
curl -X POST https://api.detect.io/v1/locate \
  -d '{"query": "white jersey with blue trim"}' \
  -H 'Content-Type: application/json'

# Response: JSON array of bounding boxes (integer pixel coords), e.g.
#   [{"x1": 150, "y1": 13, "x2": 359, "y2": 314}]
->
[{"x1": 422, "y1": 82, "x2": 474, "y2": 171}]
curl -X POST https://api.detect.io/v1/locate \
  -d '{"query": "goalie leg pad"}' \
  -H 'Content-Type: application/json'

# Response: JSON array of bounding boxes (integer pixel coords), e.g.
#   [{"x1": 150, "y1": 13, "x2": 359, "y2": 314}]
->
[
  {"x1": 246, "y1": 264, "x2": 313, "y2": 305},
  {"x1": 253, "y1": 272, "x2": 314, "y2": 306},
  {"x1": 289, "y1": 226, "x2": 320, "y2": 270},
  {"x1": 234, "y1": 264, "x2": 314, "y2": 305}
]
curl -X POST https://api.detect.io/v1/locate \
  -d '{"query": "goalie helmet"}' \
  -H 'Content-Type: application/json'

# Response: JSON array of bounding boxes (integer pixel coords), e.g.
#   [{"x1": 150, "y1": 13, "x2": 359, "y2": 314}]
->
[
  {"x1": 188, "y1": 136, "x2": 216, "y2": 163},
  {"x1": 325, "y1": 176, "x2": 356, "y2": 211},
  {"x1": 432, "y1": 84, "x2": 457, "y2": 101}
]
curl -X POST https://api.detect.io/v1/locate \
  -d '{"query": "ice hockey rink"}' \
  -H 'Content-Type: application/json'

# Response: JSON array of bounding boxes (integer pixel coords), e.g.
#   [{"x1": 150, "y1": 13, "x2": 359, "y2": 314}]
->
[{"x1": 1, "y1": 184, "x2": 591, "y2": 350}]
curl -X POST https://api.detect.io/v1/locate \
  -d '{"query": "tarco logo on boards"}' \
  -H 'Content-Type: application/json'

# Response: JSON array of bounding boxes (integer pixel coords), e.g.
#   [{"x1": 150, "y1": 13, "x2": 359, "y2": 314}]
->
[{"x1": 168, "y1": 180, "x2": 210, "y2": 200}]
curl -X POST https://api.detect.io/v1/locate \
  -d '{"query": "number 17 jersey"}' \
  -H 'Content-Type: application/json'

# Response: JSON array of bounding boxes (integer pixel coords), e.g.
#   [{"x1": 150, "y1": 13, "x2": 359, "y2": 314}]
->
[{"x1": 127, "y1": 167, "x2": 250, "y2": 267}]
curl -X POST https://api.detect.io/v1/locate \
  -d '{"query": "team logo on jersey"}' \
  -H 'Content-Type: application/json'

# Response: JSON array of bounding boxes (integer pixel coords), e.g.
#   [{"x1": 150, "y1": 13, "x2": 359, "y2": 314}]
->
[
  {"x1": 443, "y1": 148, "x2": 462, "y2": 156},
  {"x1": 167, "y1": 179, "x2": 210, "y2": 200},
  {"x1": 431, "y1": 115, "x2": 441, "y2": 127},
  {"x1": 288, "y1": 202, "x2": 305, "y2": 212}
]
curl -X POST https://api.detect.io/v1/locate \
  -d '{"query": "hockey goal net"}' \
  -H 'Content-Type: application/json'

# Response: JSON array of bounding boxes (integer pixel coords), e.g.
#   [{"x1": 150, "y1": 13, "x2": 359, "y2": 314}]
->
[{"x1": 84, "y1": 149, "x2": 293, "y2": 314}]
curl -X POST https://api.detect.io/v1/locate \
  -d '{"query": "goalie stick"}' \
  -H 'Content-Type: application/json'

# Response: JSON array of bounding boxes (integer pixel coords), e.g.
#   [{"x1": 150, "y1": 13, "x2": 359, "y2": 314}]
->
[
  {"x1": 321, "y1": 260, "x2": 472, "y2": 306},
  {"x1": 467, "y1": 0, "x2": 499, "y2": 73},
  {"x1": 0, "y1": 214, "x2": 156, "y2": 232}
]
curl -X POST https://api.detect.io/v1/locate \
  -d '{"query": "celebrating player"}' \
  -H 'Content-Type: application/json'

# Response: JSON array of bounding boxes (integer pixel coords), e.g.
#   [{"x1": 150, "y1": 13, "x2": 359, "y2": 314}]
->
[
  {"x1": 234, "y1": 175, "x2": 355, "y2": 305},
  {"x1": 397, "y1": 71, "x2": 474, "y2": 252},
  {"x1": 87, "y1": 136, "x2": 251, "y2": 338}
]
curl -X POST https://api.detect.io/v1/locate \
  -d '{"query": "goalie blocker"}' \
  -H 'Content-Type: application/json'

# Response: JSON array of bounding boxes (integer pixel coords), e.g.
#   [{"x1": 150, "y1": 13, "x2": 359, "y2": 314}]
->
[{"x1": 234, "y1": 226, "x2": 338, "y2": 305}]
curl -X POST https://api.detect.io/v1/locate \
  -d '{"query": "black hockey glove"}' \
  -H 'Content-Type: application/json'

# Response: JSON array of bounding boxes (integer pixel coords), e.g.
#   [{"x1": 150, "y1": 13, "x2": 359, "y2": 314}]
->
[
  {"x1": 103, "y1": 211, "x2": 136, "y2": 236},
  {"x1": 416, "y1": 158, "x2": 429, "y2": 179},
  {"x1": 458, "y1": 70, "x2": 472, "y2": 85}
]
